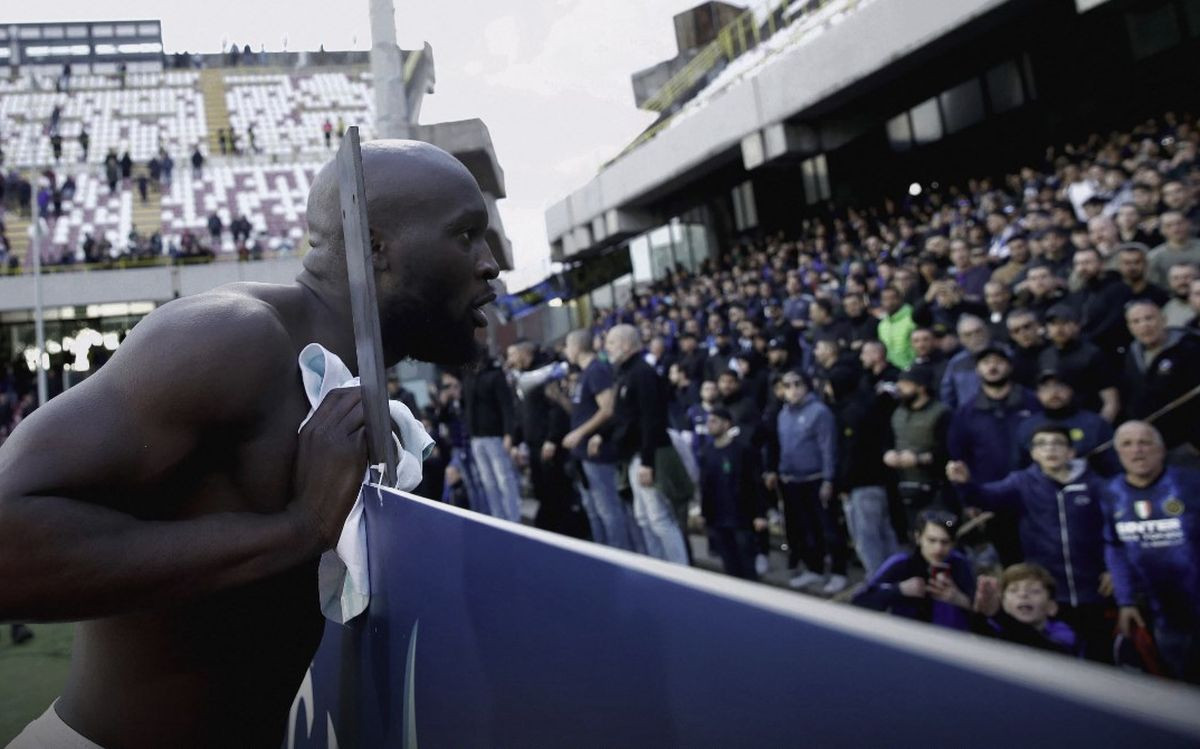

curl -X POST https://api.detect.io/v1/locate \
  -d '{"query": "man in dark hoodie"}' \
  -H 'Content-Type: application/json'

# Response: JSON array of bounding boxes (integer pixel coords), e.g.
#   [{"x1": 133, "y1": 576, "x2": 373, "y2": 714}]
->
[
  {"x1": 464, "y1": 349, "x2": 522, "y2": 521},
  {"x1": 829, "y1": 367, "x2": 897, "y2": 576},
  {"x1": 1068, "y1": 246, "x2": 1131, "y2": 357},
  {"x1": 698, "y1": 408, "x2": 768, "y2": 580}
]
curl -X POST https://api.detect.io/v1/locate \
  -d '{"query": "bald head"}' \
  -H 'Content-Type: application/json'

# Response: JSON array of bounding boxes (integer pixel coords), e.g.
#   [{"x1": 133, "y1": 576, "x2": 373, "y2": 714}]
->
[
  {"x1": 299, "y1": 138, "x2": 496, "y2": 368},
  {"x1": 605, "y1": 324, "x2": 640, "y2": 365},
  {"x1": 1114, "y1": 420, "x2": 1166, "y2": 483},
  {"x1": 305, "y1": 139, "x2": 480, "y2": 265}
]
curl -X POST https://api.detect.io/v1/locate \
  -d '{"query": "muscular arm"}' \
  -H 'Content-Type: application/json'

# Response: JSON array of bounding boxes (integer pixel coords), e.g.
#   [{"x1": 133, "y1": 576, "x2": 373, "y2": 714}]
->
[{"x1": 0, "y1": 295, "x2": 348, "y2": 622}]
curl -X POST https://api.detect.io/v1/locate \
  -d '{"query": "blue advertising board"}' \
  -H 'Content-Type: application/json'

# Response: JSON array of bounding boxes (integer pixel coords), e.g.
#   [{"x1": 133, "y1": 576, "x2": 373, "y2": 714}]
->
[{"x1": 288, "y1": 485, "x2": 1200, "y2": 748}]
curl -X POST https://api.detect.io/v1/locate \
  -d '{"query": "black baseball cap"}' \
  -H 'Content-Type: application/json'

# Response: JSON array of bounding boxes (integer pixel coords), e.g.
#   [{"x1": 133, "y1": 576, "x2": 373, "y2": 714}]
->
[
  {"x1": 898, "y1": 365, "x2": 934, "y2": 391},
  {"x1": 1037, "y1": 369, "x2": 1071, "y2": 386},
  {"x1": 974, "y1": 343, "x2": 1012, "y2": 363},
  {"x1": 709, "y1": 407, "x2": 734, "y2": 422},
  {"x1": 1045, "y1": 304, "x2": 1079, "y2": 324}
]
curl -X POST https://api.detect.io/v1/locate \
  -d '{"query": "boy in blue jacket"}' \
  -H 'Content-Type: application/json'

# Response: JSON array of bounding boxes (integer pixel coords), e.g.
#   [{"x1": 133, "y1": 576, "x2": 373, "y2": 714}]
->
[
  {"x1": 946, "y1": 423, "x2": 1113, "y2": 661},
  {"x1": 1105, "y1": 421, "x2": 1200, "y2": 684}
]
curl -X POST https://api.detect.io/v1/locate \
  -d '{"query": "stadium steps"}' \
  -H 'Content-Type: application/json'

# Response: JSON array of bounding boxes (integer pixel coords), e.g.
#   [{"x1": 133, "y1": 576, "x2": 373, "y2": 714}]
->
[
  {"x1": 200, "y1": 69, "x2": 232, "y2": 154},
  {"x1": 130, "y1": 190, "x2": 163, "y2": 237},
  {"x1": 3, "y1": 210, "x2": 32, "y2": 270}
]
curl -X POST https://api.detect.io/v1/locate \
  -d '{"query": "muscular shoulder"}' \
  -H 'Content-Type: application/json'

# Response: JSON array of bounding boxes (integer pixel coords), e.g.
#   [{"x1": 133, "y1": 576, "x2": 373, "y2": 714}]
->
[{"x1": 102, "y1": 291, "x2": 296, "y2": 424}]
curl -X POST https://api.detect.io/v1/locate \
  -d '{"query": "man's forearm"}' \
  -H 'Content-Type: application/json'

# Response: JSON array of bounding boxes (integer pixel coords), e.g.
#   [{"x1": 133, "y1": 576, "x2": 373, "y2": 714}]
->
[{"x1": 0, "y1": 495, "x2": 317, "y2": 622}]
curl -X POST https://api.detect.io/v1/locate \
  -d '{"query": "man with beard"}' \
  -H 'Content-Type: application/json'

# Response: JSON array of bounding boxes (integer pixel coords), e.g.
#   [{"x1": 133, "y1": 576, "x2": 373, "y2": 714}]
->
[
  {"x1": 884, "y1": 366, "x2": 950, "y2": 536},
  {"x1": 716, "y1": 369, "x2": 760, "y2": 445},
  {"x1": 840, "y1": 292, "x2": 878, "y2": 350},
  {"x1": 1117, "y1": 243, "x2": 1170, "y2": 308},
  {"x1": 877, "y1": 284, "x2": 916, "y2": 368},
  {"x1": 1005, "y1": 309, "x2": 1047, "y2": 389},
  {"x1": 1015, "y1": 370, "x2": 1117, "y2": 476},
  {"x1": 1068, "y1": 247, "x2": 1130, "y2": 356},
  {"x1": 1039, "y1": 304, "x2": 1120, "y2": 423},
  {"x1": 947, "y1": 345, "x2": 1040, "y2": 564},
  {"x1": 0, "y1": 141, "x2": 500, "y2": 747},
  {"x1": 1163, "y1": 263, "x2": 1197, "y2": 328},
  {"x1": 859, "y1": 340, "x2": 900, "y2": 406},
  {"x1": 909, "y1": 327, "x2": 948, "y2": 389}
]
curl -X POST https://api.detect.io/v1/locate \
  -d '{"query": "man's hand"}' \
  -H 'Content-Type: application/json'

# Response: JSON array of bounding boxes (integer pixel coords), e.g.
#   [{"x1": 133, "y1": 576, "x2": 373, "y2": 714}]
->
[
  {"x1": 637, "y1": 465, "x2": 655, "y2": 487},
  {"x1": 763, "y1": 472, "x2": 778, "y2": 491},
  {"x1": 898, "y1": 577, "x2": 926, "y2": 598},
  {"x1": 883, "y1": 450, "x2": 901, "y2": 469},
  {"x1": 974, "y1": 575, "x2": 1001, "y2": 616},
  {"x1": 540, "y1": 441, "x2": 557, "y2": 463},
  {"x1": 1098, "y1": 571, "x2": 1114, "y2": 598},
  {"x1": 503, "y1": 434, "x2": 513, "y2": 452},
  {"x1": 819, "y1": 480, "x2": 834, "y2": 505},
  {"x1": 587, "y1": 434, "x2": 604, "y2": 458},
  {"x1": 289, "y1": 387, "x2": 368, "y2": 554},
  {"x1": 1117, "y1": 606, "x2": 1145, "y2": 637},
  {"x1": 945, "y1": 460, "x2": 971, "y2": 484},
  {"x1": 752, "y1": 517, "x2": 768, "y2": 532},
  {"x1": 562, "y1": 428, "x2": 585, "y2": 451},
  {"x1": 927, "y1": 576, "x2": 971, "y2": 609}
]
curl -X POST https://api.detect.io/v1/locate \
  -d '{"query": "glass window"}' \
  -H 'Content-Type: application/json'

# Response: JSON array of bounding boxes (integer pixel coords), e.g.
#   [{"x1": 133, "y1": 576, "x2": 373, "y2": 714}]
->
[
  {"x1": 630, "y1": 235, "x2": 653, "y2": 283},
  {"x1": 65, "y1": 26, "x2": 88, "y2": 39},
  {"x1": 886, "y1": 112, "x2": 913, "y2": 151},
  {"x1": 92, "y1": 25, "x2": 114, "y2": 38},
  {"x1": 19, "y1": 27, "x2": 42, "y2": 39},
  {"x1": 138, "y1": 23, "x2": 160, "y2": 36},
  {"x1": 115, "y1": 24, "x2": 137, "y2": 37},
  {"x1": 910, "y1": 97, "x2": 943, "y2": 145},
  {"x1": 940, "y1": 78, "x2": 984, "y2": 134},
  {"x1": 986, "y1": 60, "x2": 1024, "y2": 114},
  {"x1": 42, "y1": 27, "x2": 64, "y2": 39}
]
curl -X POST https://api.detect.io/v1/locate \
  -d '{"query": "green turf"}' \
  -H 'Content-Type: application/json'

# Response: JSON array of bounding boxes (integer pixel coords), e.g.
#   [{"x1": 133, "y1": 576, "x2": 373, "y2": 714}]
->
[{"x1": 0, "y1": 623, "x2": 73, "y2": 744}]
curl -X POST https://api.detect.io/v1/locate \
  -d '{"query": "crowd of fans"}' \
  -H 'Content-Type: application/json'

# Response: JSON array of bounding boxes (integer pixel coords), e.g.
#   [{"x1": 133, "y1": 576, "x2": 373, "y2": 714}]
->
[{"x1": 418, "y1": 112, "x2": 1200, "y2": 684}]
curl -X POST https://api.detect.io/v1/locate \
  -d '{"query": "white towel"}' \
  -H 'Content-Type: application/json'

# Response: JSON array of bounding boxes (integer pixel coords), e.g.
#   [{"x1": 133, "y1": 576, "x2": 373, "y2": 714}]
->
[{"x1": 297, "y1": 343, "x2": 433, "y2": 623}]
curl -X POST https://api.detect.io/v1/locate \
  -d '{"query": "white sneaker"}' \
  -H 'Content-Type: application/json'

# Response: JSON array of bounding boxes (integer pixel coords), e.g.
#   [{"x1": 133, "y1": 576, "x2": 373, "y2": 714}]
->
[
  {"x1": 755, "y1": 554, "x2": 769, "y2": 576},
  {"x1": 789, "y1": 571, "x2": 825, "y2": 589},
  {"x1": 822, "y1": 574, "x2": 848, "y2": 595}
]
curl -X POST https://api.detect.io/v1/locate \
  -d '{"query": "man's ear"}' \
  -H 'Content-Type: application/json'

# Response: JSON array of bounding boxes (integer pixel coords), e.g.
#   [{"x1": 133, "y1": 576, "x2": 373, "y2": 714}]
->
[
  {"x1": 1046, "y1": 599, "x2": 1059, "y2": 619},
  {"x1": 369, "y1": 230, "x2": 389, "y2": 271}
]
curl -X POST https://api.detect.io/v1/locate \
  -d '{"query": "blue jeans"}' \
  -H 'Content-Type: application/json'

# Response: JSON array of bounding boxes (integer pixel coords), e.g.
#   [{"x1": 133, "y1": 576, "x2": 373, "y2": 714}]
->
[
  {"x1": 578, "y1": 460, "x2": 633, "y2": 550},
  {"x1": 470, "y1": 436, "x2": 522, "y2": 522},
  {"x1": 628, "y1": 456, "x2": 688, "y2": 564},
  {"x1": 843, "y1": 485, "x2": 898, "y2": 576}
]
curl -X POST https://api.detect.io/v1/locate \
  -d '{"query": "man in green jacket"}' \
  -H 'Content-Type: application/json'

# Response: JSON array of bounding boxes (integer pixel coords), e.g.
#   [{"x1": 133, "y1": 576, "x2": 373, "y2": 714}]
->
[{"x1": 877, "y1": 285, "x2": 917, "y2": 368}]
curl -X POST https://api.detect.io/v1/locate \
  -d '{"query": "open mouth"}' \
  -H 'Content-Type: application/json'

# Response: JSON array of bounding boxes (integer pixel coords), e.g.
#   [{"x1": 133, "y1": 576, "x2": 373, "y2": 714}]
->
[{"x1": 471, "y1": 291, "x2": 496, "y2": 327}]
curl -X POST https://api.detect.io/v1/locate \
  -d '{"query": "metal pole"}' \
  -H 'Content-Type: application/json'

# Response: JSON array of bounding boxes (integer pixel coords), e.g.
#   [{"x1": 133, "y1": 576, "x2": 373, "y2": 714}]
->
[{"x1": 30, "y1": 167, "x2": 49, "y2": 406}]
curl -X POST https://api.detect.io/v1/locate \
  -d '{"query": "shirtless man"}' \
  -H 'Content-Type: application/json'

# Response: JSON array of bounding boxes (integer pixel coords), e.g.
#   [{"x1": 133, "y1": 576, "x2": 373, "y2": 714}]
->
[{"x1": 0, "y1": 141, "x2": 499, "y2": 747}]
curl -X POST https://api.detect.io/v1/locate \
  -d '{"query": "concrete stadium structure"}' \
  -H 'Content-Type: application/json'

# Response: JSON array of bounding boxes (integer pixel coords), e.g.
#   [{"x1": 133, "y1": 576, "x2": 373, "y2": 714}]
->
[{"x1": 542, "y1": 0, "x2": 1200, "y2": 313}]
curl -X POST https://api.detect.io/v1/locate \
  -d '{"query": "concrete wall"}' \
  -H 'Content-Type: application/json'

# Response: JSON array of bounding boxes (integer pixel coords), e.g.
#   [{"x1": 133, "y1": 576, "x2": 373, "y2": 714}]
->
[
  {"x1": 546, "y1": 0, "x2": 1016, "y2": 257},
  {"x1": 0, "y1": 258, "x2": 304, "y2": 313}
]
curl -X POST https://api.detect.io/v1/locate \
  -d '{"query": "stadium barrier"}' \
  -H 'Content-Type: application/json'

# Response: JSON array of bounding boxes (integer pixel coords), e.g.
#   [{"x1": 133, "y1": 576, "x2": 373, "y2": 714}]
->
[{"x1": 287, "y1": 484, "x2": 1200, "y2": 748}]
